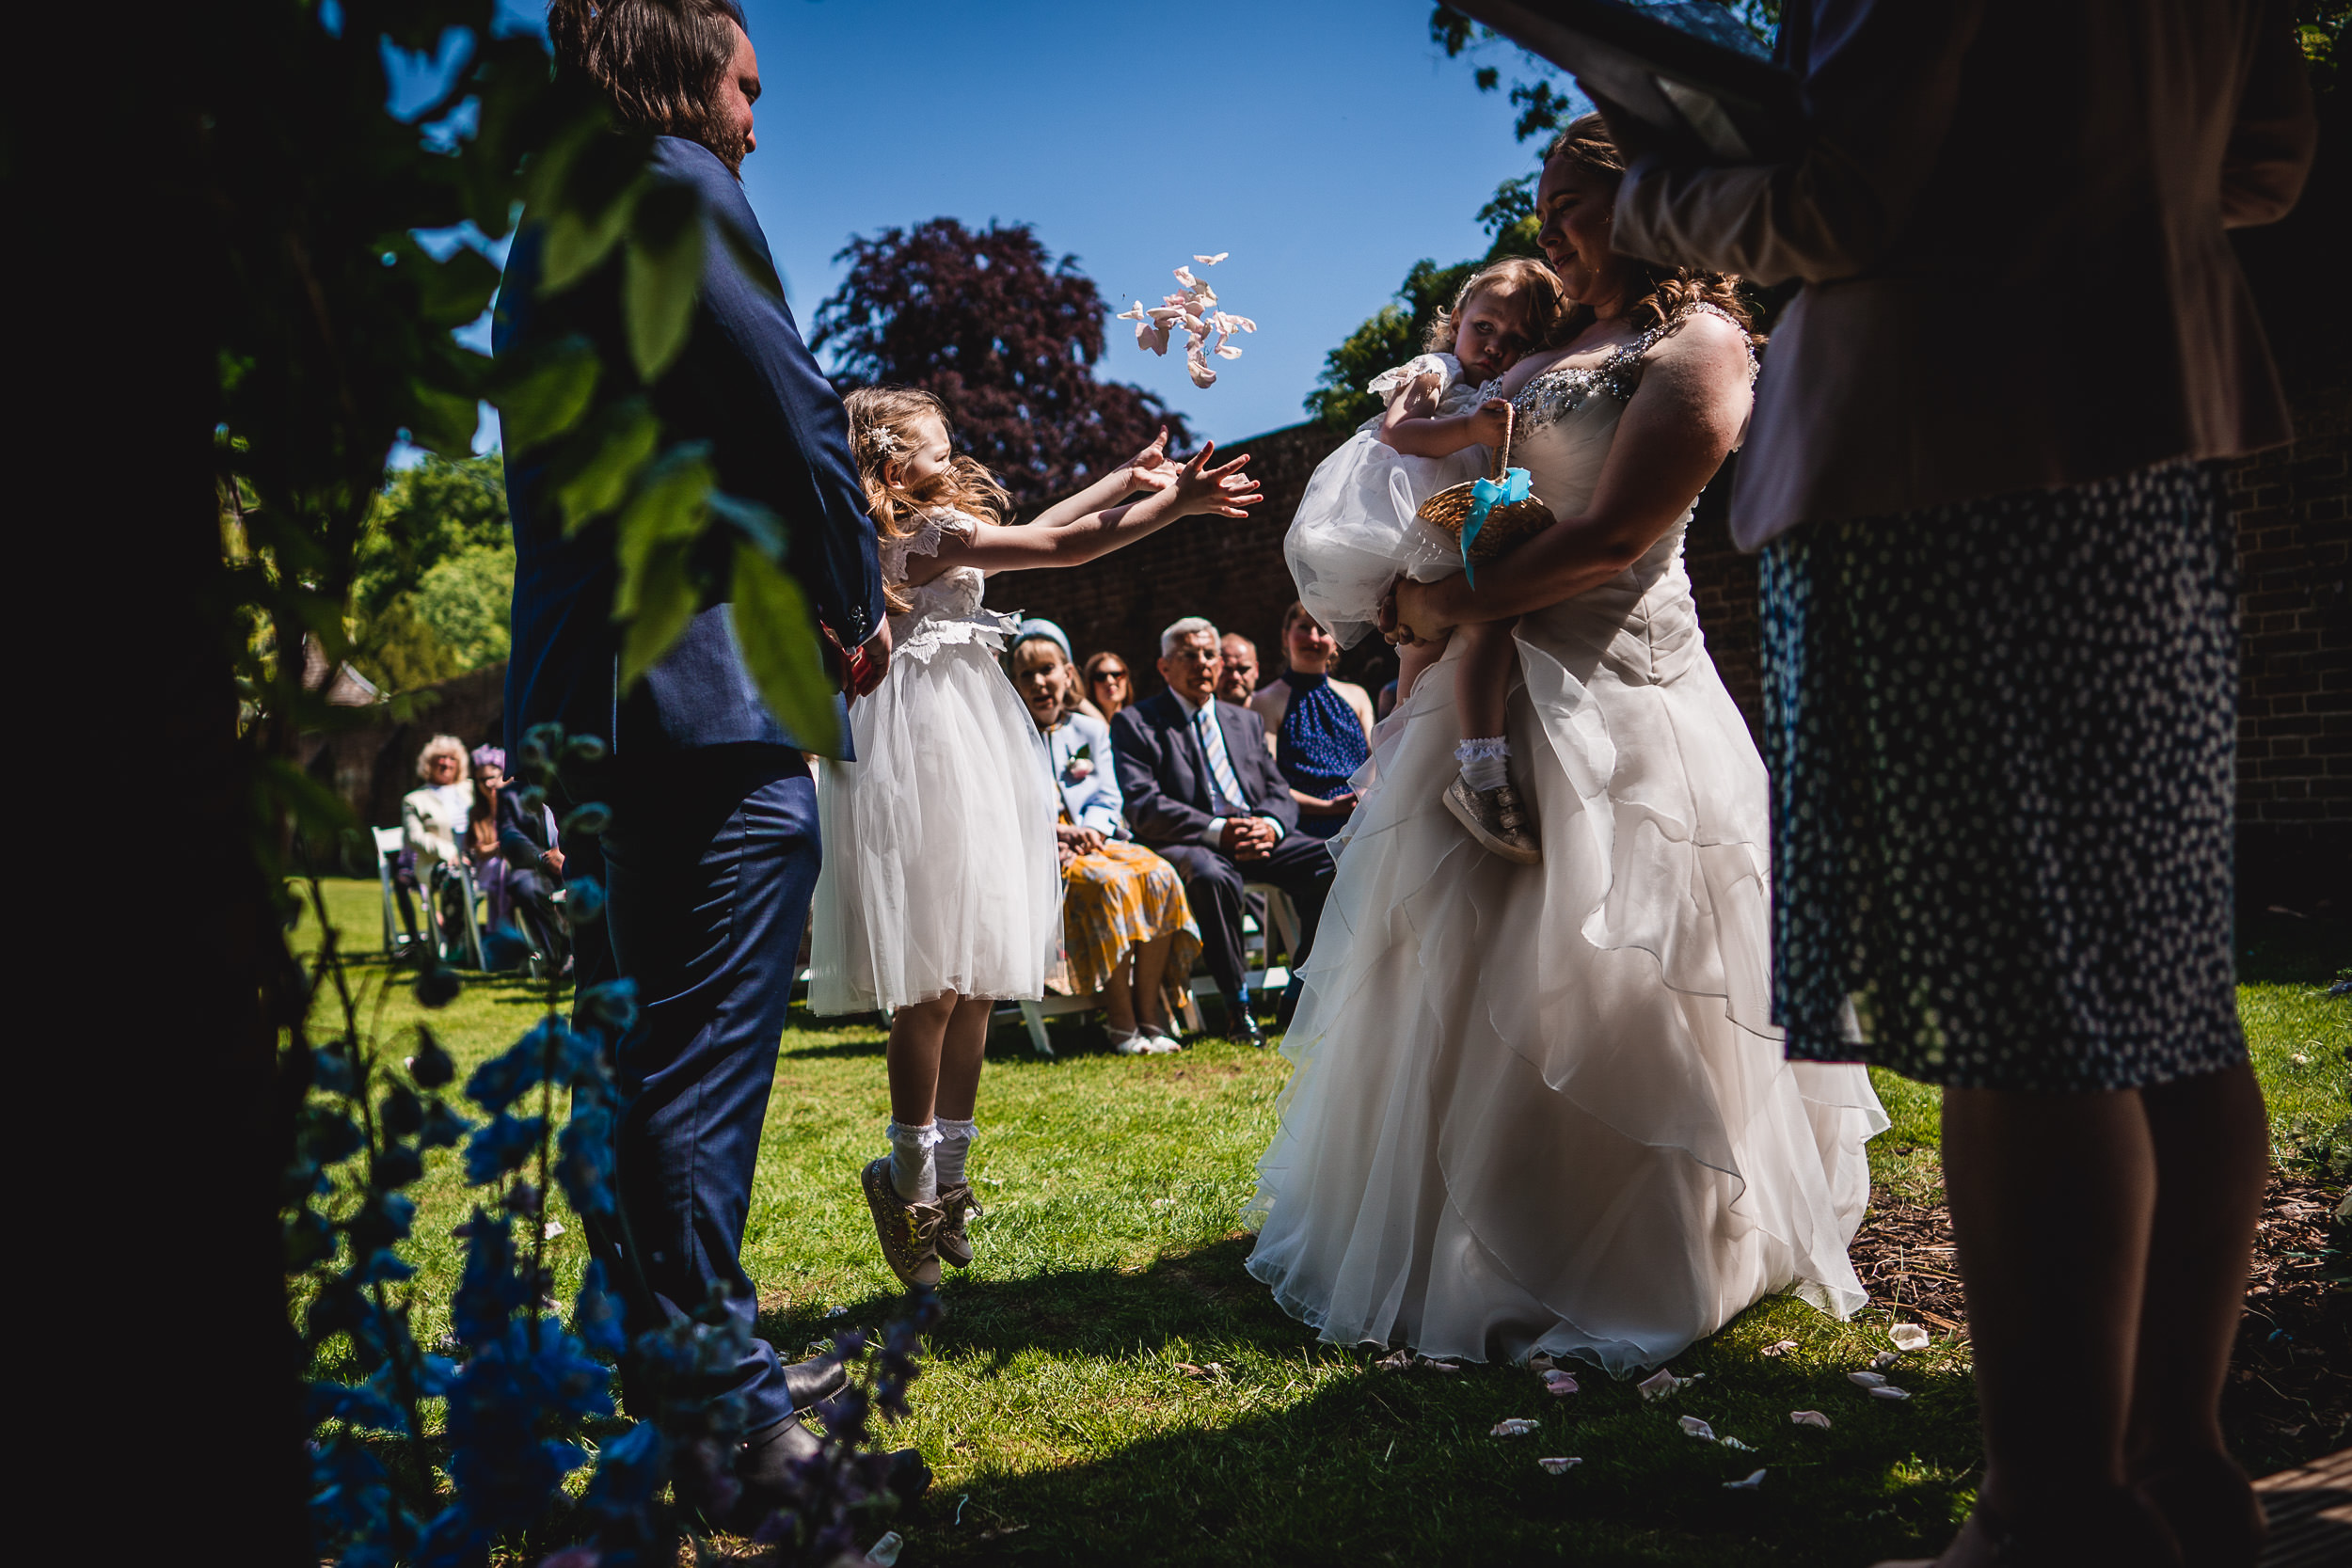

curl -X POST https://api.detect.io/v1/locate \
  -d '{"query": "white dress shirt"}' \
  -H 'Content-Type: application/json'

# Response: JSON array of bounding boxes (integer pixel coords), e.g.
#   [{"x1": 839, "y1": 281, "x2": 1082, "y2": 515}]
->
[{"x1": 1170, "y1": 688, "x2": 1284, "y2": 847}]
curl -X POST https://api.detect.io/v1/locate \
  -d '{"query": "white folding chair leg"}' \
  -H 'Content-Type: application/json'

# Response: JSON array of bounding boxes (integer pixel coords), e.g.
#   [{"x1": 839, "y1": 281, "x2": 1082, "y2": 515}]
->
[
  {"x1": 1018, "y1": 999, "x2": 1055, "y2": 1058},
  {"x1": 457, "y1": 863, "x2": 485, "y2": 970},
  {"x1": 379, "y1": 862, "x2": 398, "y2": 958}
]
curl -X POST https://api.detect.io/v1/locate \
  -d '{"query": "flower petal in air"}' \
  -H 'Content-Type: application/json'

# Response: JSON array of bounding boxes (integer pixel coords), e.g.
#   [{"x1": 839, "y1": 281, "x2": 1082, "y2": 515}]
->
[
  {"x1": 1890, "y1": 1323, "x2": 1931, "y2": 1353},
  {"x1": 1193, "y1": 252, "x2": 1228, "y2": 264},
  {"x1": 1216, "y1": 343, "x2": 1245, "y2": 359},
  {"x1": 1186, "y1": 342, "x2": 1217, "y2": 388},
  {"x1": 1678, "y1": 1416, "x2": 1717, "y2": 1441},
  {"x1": 1173, "y1": 266, "x2": 1200, "y2": 289}
]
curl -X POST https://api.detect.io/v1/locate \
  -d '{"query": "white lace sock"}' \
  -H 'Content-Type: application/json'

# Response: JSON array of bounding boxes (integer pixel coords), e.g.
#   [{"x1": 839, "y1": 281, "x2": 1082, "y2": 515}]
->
[
  {"x1": 886, "y1": 1120, "x2": 940, "y2": 1204},
  {"x1": 934, "y1": 1117, "x2": 977, "y2": 1190},
  {"x1": 1457, "y1": 736, "x2": 1510, "y2": 793}
]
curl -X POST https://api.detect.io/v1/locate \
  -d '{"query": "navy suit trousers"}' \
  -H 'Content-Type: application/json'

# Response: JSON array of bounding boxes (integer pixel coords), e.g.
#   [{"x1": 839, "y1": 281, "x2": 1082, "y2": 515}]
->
[
  {"x1": 598, "y1": 744, "x2": 816, "y2": 1431},
  {"x1": 1154, "y1": 832, "x2": 1331, "y2": 999}
]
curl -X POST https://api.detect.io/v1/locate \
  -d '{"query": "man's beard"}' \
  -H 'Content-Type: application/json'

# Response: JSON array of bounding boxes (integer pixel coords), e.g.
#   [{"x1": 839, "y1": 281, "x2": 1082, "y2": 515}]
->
[{"x1": 696, "y1": 110, "x2": 748, "y2": 177}]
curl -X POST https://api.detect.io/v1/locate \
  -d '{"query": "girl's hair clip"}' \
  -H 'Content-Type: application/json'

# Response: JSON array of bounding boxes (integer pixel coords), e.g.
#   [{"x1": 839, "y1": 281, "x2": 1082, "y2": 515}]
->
[{"x1": 866, "y1": 426, "x2": 901, "y2": 455}]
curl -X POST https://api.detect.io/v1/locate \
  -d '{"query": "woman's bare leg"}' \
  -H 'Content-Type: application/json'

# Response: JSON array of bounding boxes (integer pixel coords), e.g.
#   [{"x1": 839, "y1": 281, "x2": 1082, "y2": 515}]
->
[
  {"x1": 2129, "y1": 1065, "x2": 2269, "y2": 1465},
  {"x1": 1939, "y1": 1086, "x2": 2167, "y2": 1553},
  {"x1": 1100, "y1": 957, "x2": 1137, "y2": 1035},
  {"x1": 931, "y1": 997, "x2": 993, "y2": 1122},
  {"x1": 1131, "y1": 931, "x2": 1175, "y2": 1033}
]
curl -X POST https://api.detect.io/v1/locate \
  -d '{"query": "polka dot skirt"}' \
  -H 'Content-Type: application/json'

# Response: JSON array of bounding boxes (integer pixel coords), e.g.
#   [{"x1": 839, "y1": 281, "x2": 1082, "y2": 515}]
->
[{"x1": 1760, "y1": 459, "x2": 2248, "y2": 1092}]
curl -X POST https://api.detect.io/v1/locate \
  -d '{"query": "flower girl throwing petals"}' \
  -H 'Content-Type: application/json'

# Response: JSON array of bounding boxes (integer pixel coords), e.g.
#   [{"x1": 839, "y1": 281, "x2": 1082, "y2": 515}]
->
[
  {"x1": 1284, "y1": 259, "x2": 1565, "y2": 863},
  {"x1": 812, "y1": 388, "x2": 1261, "y2": 1290}
]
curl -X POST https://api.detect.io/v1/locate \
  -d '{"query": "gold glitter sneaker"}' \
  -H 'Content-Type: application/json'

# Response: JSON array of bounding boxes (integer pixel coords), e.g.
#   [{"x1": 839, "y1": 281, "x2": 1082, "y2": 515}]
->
[
  {"x1": 934, "y1": 1182, "x2": 983, "y2": 1269},
  {"x1": 860, "y1": 1157, "x2": 944, "y2": 1289},
  {"x1": 1444, "y1": 776, "x2": 1541, "y2": 864}
]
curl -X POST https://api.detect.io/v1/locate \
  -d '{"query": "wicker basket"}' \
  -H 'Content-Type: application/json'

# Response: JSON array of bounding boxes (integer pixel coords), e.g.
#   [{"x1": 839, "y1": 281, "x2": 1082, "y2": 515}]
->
[{"x1": 1414, "y1": 402, "x2": 1554, "y2": 565}]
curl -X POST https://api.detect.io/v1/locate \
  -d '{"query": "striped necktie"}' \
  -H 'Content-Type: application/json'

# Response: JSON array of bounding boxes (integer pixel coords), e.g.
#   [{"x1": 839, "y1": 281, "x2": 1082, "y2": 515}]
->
[{"x1": 1194, "y1": 704, "x2": 1250, "y2": 814}]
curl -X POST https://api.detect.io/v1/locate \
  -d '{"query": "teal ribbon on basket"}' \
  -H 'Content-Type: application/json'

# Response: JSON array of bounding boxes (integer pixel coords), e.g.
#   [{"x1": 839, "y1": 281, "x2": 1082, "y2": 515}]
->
[{"x1": 1459, "y1": 467, "x2": 1532, "y2": 588}]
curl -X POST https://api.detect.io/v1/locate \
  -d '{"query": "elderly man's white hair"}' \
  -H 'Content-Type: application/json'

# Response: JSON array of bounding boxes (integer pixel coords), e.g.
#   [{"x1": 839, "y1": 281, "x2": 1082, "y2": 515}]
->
[{"x1": 1159, "y1": 616, "x2": 1220, "y2": 657}]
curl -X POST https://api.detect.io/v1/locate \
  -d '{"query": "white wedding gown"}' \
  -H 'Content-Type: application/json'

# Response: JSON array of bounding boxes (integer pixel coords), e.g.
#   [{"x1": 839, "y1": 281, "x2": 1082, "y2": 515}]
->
[{"x1": 1245, "y1": 311, "x2": 1887, "y2": 1373}]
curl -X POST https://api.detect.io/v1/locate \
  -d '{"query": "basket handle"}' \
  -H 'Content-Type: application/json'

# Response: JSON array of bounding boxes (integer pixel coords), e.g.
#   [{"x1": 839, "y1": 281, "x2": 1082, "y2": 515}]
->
[{"x1": 1491, "y1": 399, "x2": 1516, "y2": 481}]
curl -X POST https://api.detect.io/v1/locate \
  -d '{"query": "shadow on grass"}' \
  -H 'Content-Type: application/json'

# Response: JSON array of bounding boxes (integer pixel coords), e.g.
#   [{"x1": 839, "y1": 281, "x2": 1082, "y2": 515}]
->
[{"x1": 762, "y1": 1238, "x2": 1980, "y2": 1567}]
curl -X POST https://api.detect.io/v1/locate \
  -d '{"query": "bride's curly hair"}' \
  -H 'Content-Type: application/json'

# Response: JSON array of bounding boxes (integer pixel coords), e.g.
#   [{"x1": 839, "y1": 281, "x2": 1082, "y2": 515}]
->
[
  {"x1": 1543, "y1": 114, "x2": 1764, "y2": 350},
  {"x1": 842, "y1": 387, "x2": 1009, "y2": 613}
]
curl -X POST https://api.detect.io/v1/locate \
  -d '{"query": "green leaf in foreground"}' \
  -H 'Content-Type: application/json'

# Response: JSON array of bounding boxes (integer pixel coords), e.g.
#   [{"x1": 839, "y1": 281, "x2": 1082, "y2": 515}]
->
[
  {"x1": 731, "y1": 541, "x2": 843, "y2": 755},
  {"x1": 624, "y1": 182, "x2": 704, "y2": 383},
  {"x1": 490, "y1": 335, "x2": 601, "y2": 453}
]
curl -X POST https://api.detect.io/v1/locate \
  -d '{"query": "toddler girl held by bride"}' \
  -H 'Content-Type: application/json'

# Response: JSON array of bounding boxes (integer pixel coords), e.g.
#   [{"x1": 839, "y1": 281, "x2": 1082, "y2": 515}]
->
[
  {"x1": 812, "y1": 388, "x2": 1259, "y2": 1291},
  {"x1": 1284, "y1": 258, "x2": 1565, "y2": 863}
]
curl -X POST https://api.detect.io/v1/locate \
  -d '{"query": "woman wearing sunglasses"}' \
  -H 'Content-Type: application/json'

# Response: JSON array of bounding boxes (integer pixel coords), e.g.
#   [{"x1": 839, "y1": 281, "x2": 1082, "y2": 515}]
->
[{"x1": 1082, "y1": 650, "x2": 1134, "y2": 724}]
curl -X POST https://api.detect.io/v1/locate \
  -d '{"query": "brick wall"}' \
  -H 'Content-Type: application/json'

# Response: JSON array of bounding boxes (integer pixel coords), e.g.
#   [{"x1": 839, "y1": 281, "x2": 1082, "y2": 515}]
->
[{"x1": 2228, "y1": 377, "x2": 2352, "y2": 900}]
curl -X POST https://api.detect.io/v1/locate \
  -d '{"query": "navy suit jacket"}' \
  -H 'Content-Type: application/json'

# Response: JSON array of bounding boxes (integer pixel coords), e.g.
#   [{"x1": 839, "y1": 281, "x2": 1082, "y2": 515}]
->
[
  {"x1": 1110, "y1": 689, "x2": 1300, "y2": 848},
  {"x1": 499, "y1": 136, "x2": 884, "y2": 758}
]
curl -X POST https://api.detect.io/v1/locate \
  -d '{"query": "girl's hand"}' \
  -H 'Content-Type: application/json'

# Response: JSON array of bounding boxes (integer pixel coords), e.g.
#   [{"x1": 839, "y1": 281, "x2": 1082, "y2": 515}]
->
[
  {"x1": 1168, "y1": 442, "x2": 1263, "y2": 519},
  {"x1": 1123, "y1": 428, "x2": 1179, "y2": 493},
  {"x1": 1466, "y1": 398, "x2": 1512, "y2": 451}
]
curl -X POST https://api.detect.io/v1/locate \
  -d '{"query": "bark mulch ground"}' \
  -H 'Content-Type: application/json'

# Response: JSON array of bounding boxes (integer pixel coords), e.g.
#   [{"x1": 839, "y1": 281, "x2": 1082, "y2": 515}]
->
[{"x1": 1845, "y1": 1170, "x2": 2349, "y2": 1474}]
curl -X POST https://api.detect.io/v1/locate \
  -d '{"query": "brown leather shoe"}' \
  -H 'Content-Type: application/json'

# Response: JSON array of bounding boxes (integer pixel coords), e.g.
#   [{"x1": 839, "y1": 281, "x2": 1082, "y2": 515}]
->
[
  {"x1": 1444, "y1": 777, "x2": 1541, "y2": 864},
  {"x1": 861, "y1": 1157, "x2": 943, "y2": 1289},
  {"x1": 935, "y1": 1182, "x2": 983, "y2": 1269}
]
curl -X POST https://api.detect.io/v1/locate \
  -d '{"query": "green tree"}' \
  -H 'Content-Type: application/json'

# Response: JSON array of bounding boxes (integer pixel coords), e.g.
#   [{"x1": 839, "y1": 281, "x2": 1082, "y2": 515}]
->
[{"x1": 345, "y1": 453, "x2": 515, "y2": 691}]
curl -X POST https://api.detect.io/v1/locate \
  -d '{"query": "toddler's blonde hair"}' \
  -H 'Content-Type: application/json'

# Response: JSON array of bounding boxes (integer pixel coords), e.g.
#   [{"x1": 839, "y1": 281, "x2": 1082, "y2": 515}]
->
[
  {"x1": 842, "y1": 387, "x2": 1010, "y2": 612},
  {"x1": 1423, "y1": 257, "x2": 1567, "y2": 357}
]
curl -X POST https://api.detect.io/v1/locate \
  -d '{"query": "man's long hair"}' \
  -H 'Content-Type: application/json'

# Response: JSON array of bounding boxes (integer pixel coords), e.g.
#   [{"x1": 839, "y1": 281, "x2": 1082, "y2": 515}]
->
[{"x1": 547, "y1": 0, "x2": 749, "y2": 167}]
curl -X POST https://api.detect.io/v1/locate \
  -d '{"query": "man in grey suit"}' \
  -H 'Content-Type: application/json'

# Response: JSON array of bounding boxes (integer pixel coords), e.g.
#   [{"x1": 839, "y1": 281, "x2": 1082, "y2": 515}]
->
[{"x1": 1110, "y1": 617, "x2": 1333, "y2": 1045}]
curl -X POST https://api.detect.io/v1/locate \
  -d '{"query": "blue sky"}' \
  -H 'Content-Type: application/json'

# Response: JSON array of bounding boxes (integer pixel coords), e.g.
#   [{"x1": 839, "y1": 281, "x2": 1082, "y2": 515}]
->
[
  {"x1": 724, "y1": 0, "x2": 1561, "y2": 442},
  {"x1": 441, "y1": 0, "x2": 1575, "y2": 451}
]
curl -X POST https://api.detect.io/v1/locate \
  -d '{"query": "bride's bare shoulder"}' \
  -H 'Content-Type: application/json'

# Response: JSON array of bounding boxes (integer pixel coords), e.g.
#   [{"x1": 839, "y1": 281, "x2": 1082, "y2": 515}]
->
[{"x1": 1648, "y1": 307, "x2": 1752, "y2": 377}]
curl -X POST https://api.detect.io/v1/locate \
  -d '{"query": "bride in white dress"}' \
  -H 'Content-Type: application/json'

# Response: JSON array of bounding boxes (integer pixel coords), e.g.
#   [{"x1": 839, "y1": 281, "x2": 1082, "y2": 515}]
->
[{"x1": 1245, "y1": 116, "x2": 1886, "y2": 1373}]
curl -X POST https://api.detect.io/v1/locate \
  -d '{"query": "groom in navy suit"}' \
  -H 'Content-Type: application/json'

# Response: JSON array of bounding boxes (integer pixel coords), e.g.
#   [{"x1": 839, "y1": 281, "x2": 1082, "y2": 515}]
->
[
  {"x1": 1113, "y1": 617, "x2": 1333, "y2": 1044},
  {"x1": 499, "y1": 0, "x2": 893, "y2": 1524}
]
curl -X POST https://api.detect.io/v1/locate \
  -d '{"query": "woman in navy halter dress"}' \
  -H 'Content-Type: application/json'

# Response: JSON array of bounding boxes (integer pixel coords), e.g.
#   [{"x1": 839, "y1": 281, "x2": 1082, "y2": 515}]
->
[{"x1": 1246, "y1": 603, "x2": 1376, "y2": 842}]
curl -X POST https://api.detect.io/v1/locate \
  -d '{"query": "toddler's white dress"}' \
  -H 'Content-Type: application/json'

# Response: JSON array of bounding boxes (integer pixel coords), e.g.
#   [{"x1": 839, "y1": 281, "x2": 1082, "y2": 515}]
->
[
  {"x1": 1284, "y1": 352, "x2": 1494, "y2": 648},
  {"x1": 809, "y1": 509, "x2": 1062, "y2": 1014}
]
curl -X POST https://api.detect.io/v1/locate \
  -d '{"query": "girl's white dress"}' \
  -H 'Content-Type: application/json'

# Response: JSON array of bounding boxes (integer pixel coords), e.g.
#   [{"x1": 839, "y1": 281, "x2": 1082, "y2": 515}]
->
[
  {"x1": 1284, "y1": 352, "x2": 1493, "y2": 649},
  {"x1": 808, "y1": 509, "x2": 1062, "y2": 1014},
  {"x1": 1246, "y1": 309, "x2": 1887, "y2": 1372}
]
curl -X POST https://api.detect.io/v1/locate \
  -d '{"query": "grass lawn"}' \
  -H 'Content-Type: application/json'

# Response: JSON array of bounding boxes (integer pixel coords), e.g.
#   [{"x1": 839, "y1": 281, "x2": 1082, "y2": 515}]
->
[{"x1": 294, "y1": 879, "x2": 2348, "y2": 1566}]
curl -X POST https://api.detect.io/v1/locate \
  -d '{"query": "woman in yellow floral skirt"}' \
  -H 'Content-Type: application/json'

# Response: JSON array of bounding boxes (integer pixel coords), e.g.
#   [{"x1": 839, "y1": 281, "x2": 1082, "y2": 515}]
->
[{"x1": 1010, "y1": 621, "x2": 1200, "y2": 1054}]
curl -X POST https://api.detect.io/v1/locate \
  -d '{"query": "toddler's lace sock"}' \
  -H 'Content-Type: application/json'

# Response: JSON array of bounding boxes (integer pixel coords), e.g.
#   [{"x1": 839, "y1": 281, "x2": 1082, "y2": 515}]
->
[
  {"x1": 886, "y1": 1120, "x2": 940, "y2": 1205},
  {"x1": 934, "y1": 1117, "x2": 977, "y2": 1190},
  {"x1": 1457, "y1": 736, "x2": 1510, "y2": 793}
]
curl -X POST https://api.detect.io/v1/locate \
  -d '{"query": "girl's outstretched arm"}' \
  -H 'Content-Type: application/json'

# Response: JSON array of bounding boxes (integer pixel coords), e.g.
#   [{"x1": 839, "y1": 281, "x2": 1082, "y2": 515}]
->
[
  {"x1": 1025, "y1": 429, "x2": 1183, "y2": 531},
  {"x1": 934, "y1": 444, "x2": 1263, "y2": 575}
]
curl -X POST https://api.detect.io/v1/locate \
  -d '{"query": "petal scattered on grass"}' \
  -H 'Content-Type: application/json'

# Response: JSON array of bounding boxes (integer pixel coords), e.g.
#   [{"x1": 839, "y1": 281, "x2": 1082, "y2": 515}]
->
[
  {"x1": 1174, "y1": 1361, "x2": 1225, "y2": 1380},
  {"x1": 1790, "y1": 1410, "x2": 1832, "y2": 1429},
  {"x1": 1536, "y1": 1456, "x2": 1582, "y2": 1474},
  {"x1": 1760, "y1": 1339, "x2": 1799, "y2": 1357},
  {"x1": 1491, "y1": 1418, "x2": 1541, "y2": 1437},
  {"x1": 865, "y1": 1531, "x2": 903, "y2": 1566},
  {"x1": 1375, "y1": 1349, "x2": 1415, "y2": 1371},
  {"x1": 1638, "y1": 1369, "x2": 1681, "y2": 1401},
  {"x1": 1870, "y1": 1350, "x2": 1902, "y2": 1370},
  {"x1": 1848, "y1": 1371, "x2": 1888, "y2": 1389},
  {"x1": 1418, "y1": 1357, "x2": 1463, "y2": 1373},
  {"x1": 1543, "y1": 1370, "x2": 1580, "y2": 1397},
  {"x1": 1890, "y1": 1323, "x2": 1931, "y2": 1352},
  {"x1": 1678, "y1": 1416, "x2": 1716, "y2": 1441},
  {"x1": 1720, "y1": 1434, "x2": 1756, "y2": 1451},
  {"x1": 1867, "y1": 1386, "x2": 1913, "y2": 1401},
  {"x1": 1724, "y1": 1468, "x2": 1767, "y2": 1491},
  {"x1": 1528, "y1": 1353, "x2": 1558, "y2": 1373}
]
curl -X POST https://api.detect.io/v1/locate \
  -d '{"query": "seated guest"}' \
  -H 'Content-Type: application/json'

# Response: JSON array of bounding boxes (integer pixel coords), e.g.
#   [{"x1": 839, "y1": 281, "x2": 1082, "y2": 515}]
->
[
  {"x1": 464, "y1": 746, "x2": 515, "y2": 933},
  {"x1": 1110, "y1": 616, "x2": 1333, "y2": 1045},
  {"x1": 393, "y1": 734, "x2": 472, "y2": 953},
  {"x1": 1012, "y1": 622, "x2": 1200, "y2": 1056},
  {"x1": 1216, "y1": 632, "x2": 1261, "y2": 705},
  {"x1": 1247, "y1": 602, "x2": 1375, "y2": 840},
  {"x1": 1083, "y1": 649, "x2": 1136, "y2": 724},
  {"x1": 496, "y1": 768, "x2": 568, "y2": 965}
]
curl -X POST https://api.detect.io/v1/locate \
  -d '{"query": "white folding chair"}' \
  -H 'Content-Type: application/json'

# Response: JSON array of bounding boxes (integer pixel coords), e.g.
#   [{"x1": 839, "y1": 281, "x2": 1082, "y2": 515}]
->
[
  {"x1": 424, "y1": 858, "x2": 485, "y2": 970},
  {"x1": 373, "y1": 826, "x2": 416, "y2": 960}
]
